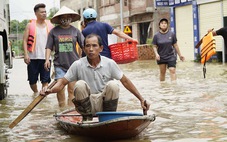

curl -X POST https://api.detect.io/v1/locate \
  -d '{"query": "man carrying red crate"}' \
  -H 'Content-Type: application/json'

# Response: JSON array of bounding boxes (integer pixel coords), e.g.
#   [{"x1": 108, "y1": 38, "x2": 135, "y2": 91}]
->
[{"x1": 82, "y1": 8, "x2": 138, "y2": 59}]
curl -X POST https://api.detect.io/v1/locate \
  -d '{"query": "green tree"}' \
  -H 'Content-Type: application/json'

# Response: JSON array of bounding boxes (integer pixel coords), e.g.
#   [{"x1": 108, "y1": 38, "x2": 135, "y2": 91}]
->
[
  {"x1": 10, "y1": 20, "x2": 28, "y2": 56},
  {"x1": 10, "y1": 20, "x2": 19, "y2": 34},
  {"x1": 10, "y1": 19, "x2": 28, "y2": 34},
  {"x1": 19, "y1": 19, "x2": 29, "y2": 33},
  {"x1": 47, "y1": 7, "x2": 59, "y2": 19}
]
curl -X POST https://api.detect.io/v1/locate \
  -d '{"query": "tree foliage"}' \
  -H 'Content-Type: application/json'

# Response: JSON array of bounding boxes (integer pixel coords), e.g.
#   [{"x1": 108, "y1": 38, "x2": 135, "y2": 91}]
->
[
  {"x1": 47, "y1": 7, "x2": 59, "y2": 19},
  {"x1": 10, "y1": 19, "x2": 29, "y2": 34},
  {"x1": 10, "y1": 20, "x2": 22, "y2": 34}
]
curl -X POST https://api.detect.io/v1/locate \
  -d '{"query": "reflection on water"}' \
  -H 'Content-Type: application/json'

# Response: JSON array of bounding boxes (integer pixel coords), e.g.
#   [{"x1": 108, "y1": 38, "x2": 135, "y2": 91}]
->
[{"x1": 1, "y1": 59, "x2": 227, "y2": 142}]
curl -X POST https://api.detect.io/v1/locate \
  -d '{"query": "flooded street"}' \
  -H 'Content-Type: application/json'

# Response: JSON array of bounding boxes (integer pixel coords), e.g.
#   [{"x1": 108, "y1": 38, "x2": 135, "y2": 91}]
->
[{"x1": 1, "y1": 58, "x2": 227, "y2": 142}]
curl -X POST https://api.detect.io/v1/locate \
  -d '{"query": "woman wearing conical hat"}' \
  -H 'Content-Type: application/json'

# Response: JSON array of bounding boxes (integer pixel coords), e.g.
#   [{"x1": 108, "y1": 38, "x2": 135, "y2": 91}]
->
[{"x1": 44, "y1": 6, "x2": 84, "y2": 107}]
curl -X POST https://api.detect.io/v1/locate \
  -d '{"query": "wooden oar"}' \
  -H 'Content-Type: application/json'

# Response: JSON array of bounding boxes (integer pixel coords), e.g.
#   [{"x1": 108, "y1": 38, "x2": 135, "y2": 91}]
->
[
  {"x1": 143, "y1": 100, "x2": 147, "y2": 115},
  {"x1": 9, "y1": 81, "x2": 57, "y2": 129}
]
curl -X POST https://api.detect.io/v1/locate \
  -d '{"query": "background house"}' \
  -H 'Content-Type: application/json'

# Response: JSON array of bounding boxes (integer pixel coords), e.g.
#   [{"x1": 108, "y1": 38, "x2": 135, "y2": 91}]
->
[
  {"x1": 157, "y1": 0, "x2": 227, "y2": 62},
  {"x1": 60, "y1": 0, "x2": 170, "y2": 45}
]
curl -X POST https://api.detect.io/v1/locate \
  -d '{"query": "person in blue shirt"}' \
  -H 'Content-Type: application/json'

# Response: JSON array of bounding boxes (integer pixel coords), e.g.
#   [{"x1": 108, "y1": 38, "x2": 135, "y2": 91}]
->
[{"x1": 82, "y1": 8, "x2": 137, "y2": 58}]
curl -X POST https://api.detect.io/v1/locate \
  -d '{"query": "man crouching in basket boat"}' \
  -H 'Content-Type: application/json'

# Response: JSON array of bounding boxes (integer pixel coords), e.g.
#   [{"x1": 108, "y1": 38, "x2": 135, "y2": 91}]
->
[{"x1": 40, "y1": 34, "x2": 150, "y2": 121}]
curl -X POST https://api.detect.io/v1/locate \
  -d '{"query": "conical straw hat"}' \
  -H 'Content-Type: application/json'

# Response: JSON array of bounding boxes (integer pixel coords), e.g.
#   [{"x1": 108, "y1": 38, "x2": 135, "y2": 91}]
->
[{"x1": 51, "y1": 6, "x2": 80, "y2": 24}]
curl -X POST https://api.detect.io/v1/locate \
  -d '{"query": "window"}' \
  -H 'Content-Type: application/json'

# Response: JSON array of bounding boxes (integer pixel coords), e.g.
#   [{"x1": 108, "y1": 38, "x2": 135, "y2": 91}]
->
[
  {"x1": 110, "y1": 0, "x2": 115, "y2": 4},
  {"x1": 116, "y1": 0, "x2": 120, "y2": 3},
  {"x1": 124, "y1": 0, "x2": 127, "y2": 6},
  {"x1": 4, "y1": 9, "x2": 6, "y2": 18}
]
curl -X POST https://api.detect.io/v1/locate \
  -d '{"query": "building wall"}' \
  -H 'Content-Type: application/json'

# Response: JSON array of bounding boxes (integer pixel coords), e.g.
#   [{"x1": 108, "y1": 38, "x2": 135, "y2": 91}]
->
[
  {"x1": 60, "y1": 0, "x2": 98, "y2": 29},
  {"x1": 60, "y1": 0, "x2": 170, "y2": 45},
  {"x1": 198, "y1": 1, "x2": 223, "y2": 52},
  {"x1": 175, "y1": 5, "x2": 194, "y2": 60},
  {"x1": 99, "y1": 1, "x2": 121, "y2": 26},
  {"x1": 100, "y1": 0, "x2": 169, "y2": 44},
  {"x1": 137, "y1": 44, "x2": 155, "y2": 60},
  {"x1": 0, "y1": 0, "x2": 9, "y2": 33},
  {"x1": 169, "y1": 0, "x2": 226, "y2": 61},
  {"x1": 224, "y1": 0, "x2": 227, "y2": 16}
]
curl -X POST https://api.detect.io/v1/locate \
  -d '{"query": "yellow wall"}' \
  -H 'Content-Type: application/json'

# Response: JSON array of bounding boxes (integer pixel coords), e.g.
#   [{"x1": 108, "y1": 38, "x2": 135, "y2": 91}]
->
[{"x1": 223, "y1": 0, "x2": 227, "y2": 16}]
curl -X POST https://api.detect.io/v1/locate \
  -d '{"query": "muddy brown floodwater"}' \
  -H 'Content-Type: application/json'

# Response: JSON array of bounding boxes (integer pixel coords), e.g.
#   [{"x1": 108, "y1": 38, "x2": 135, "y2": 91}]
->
[{"x1": 1, "y1": 58, "x2": 227, "y2": 142}]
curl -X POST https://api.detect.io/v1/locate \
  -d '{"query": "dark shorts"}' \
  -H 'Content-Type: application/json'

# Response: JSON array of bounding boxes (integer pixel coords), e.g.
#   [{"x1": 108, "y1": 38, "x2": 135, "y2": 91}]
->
[
  {"x1": 157, "y1": 60, "x2": 176, "y2": 68},
  {"x1": 27, "y1": 59, "x2": 51, "y2": 85}
]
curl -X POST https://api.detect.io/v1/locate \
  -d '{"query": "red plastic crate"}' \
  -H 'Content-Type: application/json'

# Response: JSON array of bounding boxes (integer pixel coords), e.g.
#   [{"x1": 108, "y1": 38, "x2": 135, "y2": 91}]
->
[{"x1": 109, "y1": 40, "x2": 138, "y2": 64}]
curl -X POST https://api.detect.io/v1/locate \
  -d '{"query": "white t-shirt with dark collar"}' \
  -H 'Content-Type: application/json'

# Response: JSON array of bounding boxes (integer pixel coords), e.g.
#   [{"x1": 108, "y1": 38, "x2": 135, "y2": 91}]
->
[{"x1": 64, "y1": 56, "x2": 123, "y2": 94}]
